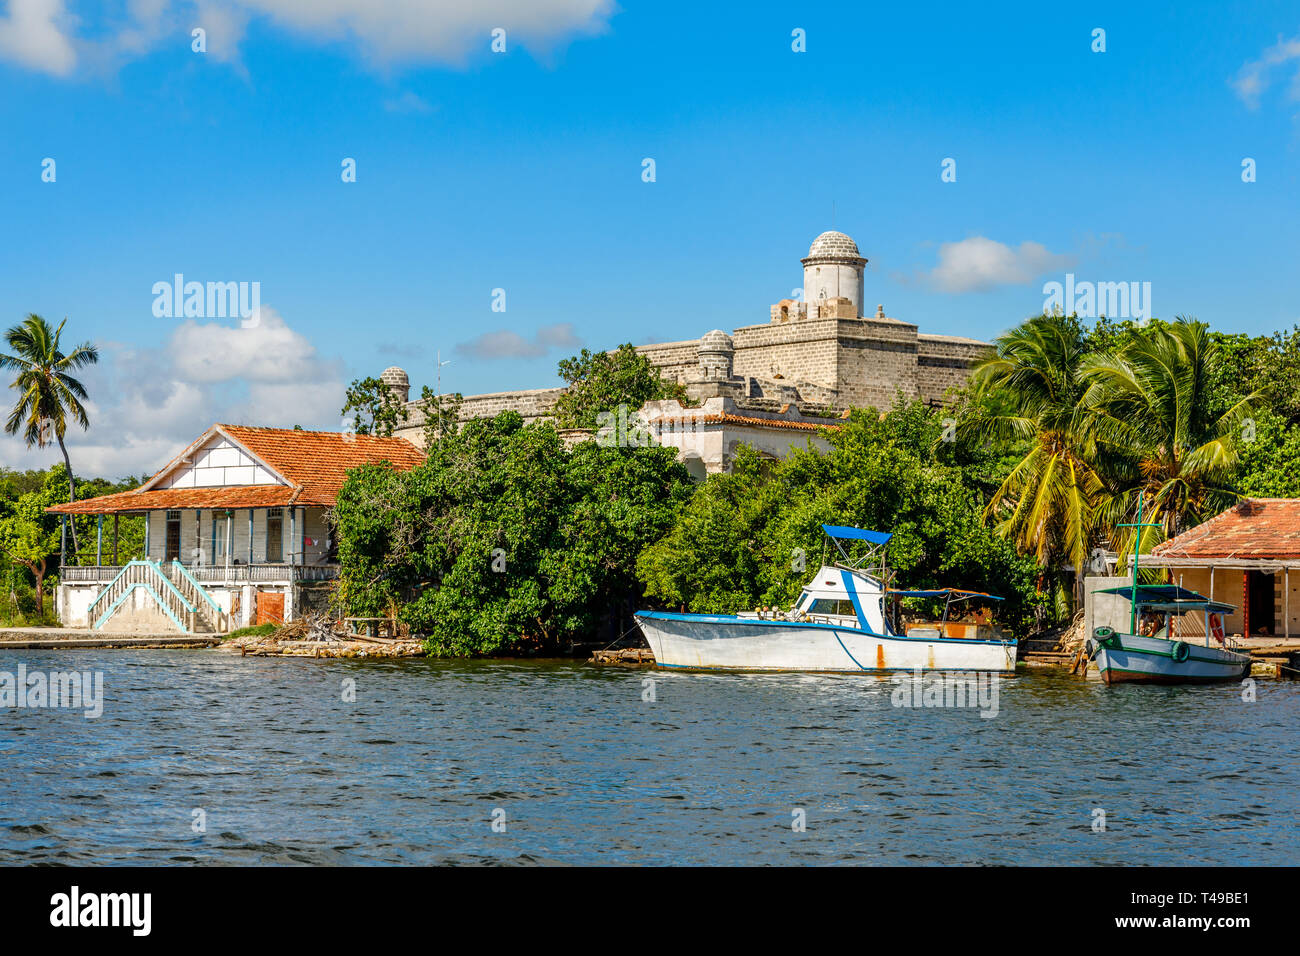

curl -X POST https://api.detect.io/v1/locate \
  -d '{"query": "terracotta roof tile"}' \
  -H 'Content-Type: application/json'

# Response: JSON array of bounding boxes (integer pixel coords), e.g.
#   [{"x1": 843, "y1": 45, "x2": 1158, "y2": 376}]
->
[
  {"x1": 48, "y1": 425, "x2": 424, "y2": 515},
  {"x1": 48, "y1": 485, "x2": 306, "y2": 515},
  {"x1": 1152, "y1": 498, "x2": 1300, "y2": 560}
]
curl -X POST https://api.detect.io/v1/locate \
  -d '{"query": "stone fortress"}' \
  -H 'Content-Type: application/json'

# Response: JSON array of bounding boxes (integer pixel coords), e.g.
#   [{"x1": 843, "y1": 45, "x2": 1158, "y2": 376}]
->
[{"x1": 386, "y1": 231, "x2": 991, "y2": 472}]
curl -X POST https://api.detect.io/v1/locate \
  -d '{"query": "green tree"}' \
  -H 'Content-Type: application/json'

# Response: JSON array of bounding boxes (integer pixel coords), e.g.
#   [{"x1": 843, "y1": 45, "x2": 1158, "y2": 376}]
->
[
  {"x1": 1081, "y1": 317, "x2": 1258, "y2": 544},
  {"x1": 416, "y1": 385, "x2": 463, "y2": 452},
  {"x1": 341, "y1": 376, "x2": 409, "y2": 437},
  {"x1": 0, "y1": 480, "x2": 61, "y2": 609},
  {"x1": 959, "y1": 312, "x2": 1104, "y2": 580},
  {"x1": 333, "y1": 411, "x2": 693, "y2": 655},
  {"x1": 638, "y1": 404, "x2": 1047, "y2": 634},
  {"x1": 552, "y1": 343, "x2": 689, "y2": 429},
  {"x1": 0, "y1": 314, "x2": 99, "y2": 561}
]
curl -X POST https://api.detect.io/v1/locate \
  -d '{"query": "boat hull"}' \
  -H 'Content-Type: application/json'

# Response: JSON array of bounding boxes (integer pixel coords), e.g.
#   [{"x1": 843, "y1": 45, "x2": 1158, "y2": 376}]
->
[
  {"x1": 635, "y1": 612, "x2": 1017, "y2": 673},
  {"x1": 1087, "y1": 632, "x2": 1250, "y2": 685}
]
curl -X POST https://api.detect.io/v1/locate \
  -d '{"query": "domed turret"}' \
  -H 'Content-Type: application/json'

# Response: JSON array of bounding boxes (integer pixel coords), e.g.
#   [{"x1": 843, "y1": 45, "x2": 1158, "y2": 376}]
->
[
  {"x1": 380, "y1": 366, "x2": 410, "y2": 404},
  {"x1": 801, "y1": 230, "x2": 867, "y2": 318},
  {"x1": 697, "y1": 330, "x2": 735, "y2": 381}
]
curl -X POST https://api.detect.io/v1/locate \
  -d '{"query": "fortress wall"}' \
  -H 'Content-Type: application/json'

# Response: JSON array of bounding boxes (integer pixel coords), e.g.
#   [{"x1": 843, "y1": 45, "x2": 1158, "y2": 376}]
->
[
  {"x1": 634, "y1": 340, "x2": 700, "y2": 385},
  {"x1": 916, "y1": 336, "x2": 990, "y2": 404},
  {"x1": 396, "y1": 387, "x2": 565, "y2": 447},
  {"x1": 832, "y1": 319, "x2": 921, "y2": 409},
  {"x1": 730, "y1": 320, "x2": 841, "y2": 389}
]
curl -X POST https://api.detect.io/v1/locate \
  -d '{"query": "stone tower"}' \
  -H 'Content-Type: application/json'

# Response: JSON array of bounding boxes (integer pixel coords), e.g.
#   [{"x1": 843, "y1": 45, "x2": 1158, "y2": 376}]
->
[
  {"x1": 801, "y1": 230, "x2": 867, "y2": 318},
  {"x1": 380, "y1": 366, "x2": 410, "y2": 405}
]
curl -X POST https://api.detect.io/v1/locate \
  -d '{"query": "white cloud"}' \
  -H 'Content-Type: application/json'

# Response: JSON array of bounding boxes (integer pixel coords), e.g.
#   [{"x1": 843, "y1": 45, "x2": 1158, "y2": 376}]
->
[
  {"x1": 237, "y1": 0, "x2": 614, "y2": 66},
  {"x1": 0, "y1": 0, "x2": 615, "y2": 76},
  {"x1": 0, "y1": 0, "x2": 77, "y2": 76},
  {"x1": 456, "y1": 322, "x2": 582, "y2": 360},
  {"x1": 170, "y1": 305, "x2": 334, "y2": 384},
  {"x1": 1231, "y1": 34, "x2": 1300, "y2": 109},
  {"x1": 925, "y1": 237, "x2": 1072, "y2": 294},
  {"x1": 0, "y1": 307, "x2": 347, "y2": 479}
]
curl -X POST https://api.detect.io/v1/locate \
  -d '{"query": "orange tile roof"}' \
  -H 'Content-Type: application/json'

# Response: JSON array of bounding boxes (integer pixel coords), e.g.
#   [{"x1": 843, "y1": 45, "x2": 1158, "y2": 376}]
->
[
  {"x1": 218, "y1": 424, "x2": 425, "y2": 505},
  {"x1": 48, "y1": 485, "x2": 306, "y2": 515},
  {"x1": 1152, "y1": 498, "x2": 1300, "y2": 560},
  {"x1": 48, "y1": 424, "x2": 424, "y2": 515}
]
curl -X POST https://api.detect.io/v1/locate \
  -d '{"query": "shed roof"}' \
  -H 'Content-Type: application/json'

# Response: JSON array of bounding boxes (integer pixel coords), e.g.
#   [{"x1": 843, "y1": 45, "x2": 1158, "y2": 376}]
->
[{"x1": 1149, "y1": 498, "x2": 1300, "y2": 562}]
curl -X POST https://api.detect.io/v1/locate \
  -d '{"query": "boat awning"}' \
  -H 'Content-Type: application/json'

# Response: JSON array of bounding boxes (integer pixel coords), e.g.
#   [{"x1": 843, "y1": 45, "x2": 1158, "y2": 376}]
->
[
  {"x1": 821, "y1": 524, "x2": 891, "y2": 545},
  {"x1": 889, "y1": 589, "x2": 1004, "y2": 601},
  {"x1": 1097, "y1": 584, "x2": 1235, "y2": 613}
]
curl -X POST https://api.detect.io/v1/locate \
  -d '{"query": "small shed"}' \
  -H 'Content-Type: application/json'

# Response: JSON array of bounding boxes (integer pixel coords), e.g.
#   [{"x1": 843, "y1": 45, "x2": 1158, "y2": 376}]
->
[{"x1": 1144, "y1": 498, "x2": 1300, "y2": 639}]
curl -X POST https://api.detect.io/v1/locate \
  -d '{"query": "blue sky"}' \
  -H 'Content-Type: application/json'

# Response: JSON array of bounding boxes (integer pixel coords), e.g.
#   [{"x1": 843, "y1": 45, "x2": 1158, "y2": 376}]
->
[{"x1": 1, "y1": 0, "x2": 1298, "y2": 477}]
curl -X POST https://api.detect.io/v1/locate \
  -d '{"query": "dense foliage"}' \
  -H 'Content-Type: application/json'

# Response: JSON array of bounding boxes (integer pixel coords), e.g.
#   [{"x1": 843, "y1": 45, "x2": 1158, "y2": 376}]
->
[
  {"x1": 959, "y1": 314, "x2": 1260, "y2": 607},
  {"x1": 332, "y1": 411, "x2": 693, "y2": 655},
  {"x1": 636, "y1": 402, "x2": 1048, "y2": 635},
  {"x1": 552, "y1": 343, "x2": 690, "y2": 429}
]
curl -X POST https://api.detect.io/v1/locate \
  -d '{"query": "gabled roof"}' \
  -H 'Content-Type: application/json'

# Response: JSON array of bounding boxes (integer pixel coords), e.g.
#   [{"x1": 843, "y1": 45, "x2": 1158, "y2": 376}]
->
[
  {"x1": 48, "y1": 424, "x2": 424, "y2": 515},
  {"x1": 1151, "y1": 498, "x2": 1300, "y2": 561}
]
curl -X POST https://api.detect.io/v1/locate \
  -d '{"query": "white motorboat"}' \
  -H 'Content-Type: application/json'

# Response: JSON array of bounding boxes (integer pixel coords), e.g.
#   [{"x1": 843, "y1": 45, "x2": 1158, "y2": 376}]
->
[{"x1": 634, "y1": 524, "x2": 1018, "y2": 673}]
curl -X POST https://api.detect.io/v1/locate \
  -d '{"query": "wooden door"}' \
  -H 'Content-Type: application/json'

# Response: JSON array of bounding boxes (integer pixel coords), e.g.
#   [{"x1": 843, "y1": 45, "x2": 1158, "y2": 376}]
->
[
  {"x1": 165, "y1": 516, "x2": 181, "y2": 562},
  {"x1": 255, "y1": 591, "x2": 284, "y2": 625}
]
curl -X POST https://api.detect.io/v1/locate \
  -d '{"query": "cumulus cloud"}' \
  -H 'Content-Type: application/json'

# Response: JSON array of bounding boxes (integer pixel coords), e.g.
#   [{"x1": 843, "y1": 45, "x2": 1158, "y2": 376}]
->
[
  {"x1": 0, "y1": 0, "x2": 615, "y2": 76},
  {"x1": 0, "y1": 307, "x2": 347, "y2": 479},
  {"x1": 456, "y1": 322, "x2": 582, "y2": 360},
  {"x1": 924, "y1": 237, "x2": 1072, "y2": 294},
  {"x1": 1231, "y1": 34, "x2": 1300, "y2": 109},
  {"x1": 0, "y1": 0, "x2": 77, "y2": 76}
]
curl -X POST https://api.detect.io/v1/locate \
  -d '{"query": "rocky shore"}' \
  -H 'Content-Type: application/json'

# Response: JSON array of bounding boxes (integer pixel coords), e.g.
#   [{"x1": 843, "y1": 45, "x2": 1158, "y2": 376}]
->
[{"x1": 217, "y1": 632, "x2": 427, "y2": 658}]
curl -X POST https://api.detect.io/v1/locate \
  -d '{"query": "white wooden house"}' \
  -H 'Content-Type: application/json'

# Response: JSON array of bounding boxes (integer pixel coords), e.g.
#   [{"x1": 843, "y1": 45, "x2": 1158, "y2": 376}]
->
[{"x1": 47, "y1": 424, "x2": 424, "y2": 633}]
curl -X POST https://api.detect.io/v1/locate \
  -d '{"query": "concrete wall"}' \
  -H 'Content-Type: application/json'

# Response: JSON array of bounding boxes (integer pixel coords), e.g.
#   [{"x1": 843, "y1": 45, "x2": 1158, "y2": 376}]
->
[
  {"x1": 59, "y1": 579, "x2": 305, "y2": 630},
  {"x1": 1084, "y1": 576, "x2": 1134, "y2": 637}
]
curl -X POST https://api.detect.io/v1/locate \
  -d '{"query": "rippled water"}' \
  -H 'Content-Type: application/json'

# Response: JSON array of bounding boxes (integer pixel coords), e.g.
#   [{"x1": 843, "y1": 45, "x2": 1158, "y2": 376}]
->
[{"x1": 1, "y1": 649, "x2": 1296, "y2": 865}]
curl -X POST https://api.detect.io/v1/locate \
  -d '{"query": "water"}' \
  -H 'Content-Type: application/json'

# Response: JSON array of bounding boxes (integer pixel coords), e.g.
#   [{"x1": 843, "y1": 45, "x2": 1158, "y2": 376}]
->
[{"x1": 1, "y1": 649, "x2": 1296, "y2": 865}]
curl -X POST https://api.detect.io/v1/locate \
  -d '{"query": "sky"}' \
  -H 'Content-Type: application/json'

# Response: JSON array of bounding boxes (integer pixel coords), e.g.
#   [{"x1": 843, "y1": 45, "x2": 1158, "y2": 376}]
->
[{"x1": 1, "y1": 0, "x2": 1298, "y2": 479}]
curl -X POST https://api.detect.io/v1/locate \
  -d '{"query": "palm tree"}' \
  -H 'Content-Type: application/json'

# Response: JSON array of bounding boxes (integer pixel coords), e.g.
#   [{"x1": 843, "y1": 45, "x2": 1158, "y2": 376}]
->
[
  {"x1": 0, "y1": 315, "x2": 99, "y2": 561},
  {"x1": 1081, "y1": 317, "x2": 1258, "y2": 552},
  {"x1": 959, "y1": 312, "x2": 1106, "y2": 593}
]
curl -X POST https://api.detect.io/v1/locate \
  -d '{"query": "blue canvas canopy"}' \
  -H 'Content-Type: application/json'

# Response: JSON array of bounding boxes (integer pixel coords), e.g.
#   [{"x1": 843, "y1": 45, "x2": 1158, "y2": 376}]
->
[
  {"x1": 1098, "y1": 584, "x2": 1234, "y2": 614},
  {"x1": 889, "y1": 589, "x2": 1004, "y2": 601},
  {"x1": 821, "y1": 524, "x2": 892, "y2": 545}
]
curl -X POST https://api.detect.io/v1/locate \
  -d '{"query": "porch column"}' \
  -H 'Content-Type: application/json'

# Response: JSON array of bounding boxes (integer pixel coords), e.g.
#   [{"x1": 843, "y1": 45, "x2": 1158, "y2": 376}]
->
[
  {"x1": 248, "y1": 509, "x2": 254, "y2": 564},
  {"x1": 113, "y1": 513, "x2": 119, "y2": 565},
  {"x1": 144, "y1": 512, "x2": 150, "y2": 559},
  {"x1": 195, "y1": 509, "x2": 202, "y2": 565},
  {"x1": 60, "y1": 515, "x2": 66, "y2": 563},
  {"x1": 96, "y1": 514, "x2": 102, "y2": 566},
  {"x1": 1287, "y1": 567, "x2": 1291, "y2": 640},
  {"x1": 290, "y1": 507, "x2": 297, "y2": 566}
]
